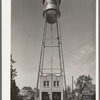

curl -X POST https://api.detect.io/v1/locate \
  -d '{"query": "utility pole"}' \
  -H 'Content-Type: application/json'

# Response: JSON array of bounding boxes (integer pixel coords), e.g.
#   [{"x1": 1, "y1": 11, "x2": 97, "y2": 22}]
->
[{"x1": 72, "y1": 76, "x2": 73, "y2": 100}]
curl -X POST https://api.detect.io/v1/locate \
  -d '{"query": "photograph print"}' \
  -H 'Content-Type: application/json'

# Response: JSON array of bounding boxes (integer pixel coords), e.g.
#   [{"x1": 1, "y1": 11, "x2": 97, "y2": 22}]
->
[{"x1": 11, "y1": 0, "x2": 96, "y2": 100}]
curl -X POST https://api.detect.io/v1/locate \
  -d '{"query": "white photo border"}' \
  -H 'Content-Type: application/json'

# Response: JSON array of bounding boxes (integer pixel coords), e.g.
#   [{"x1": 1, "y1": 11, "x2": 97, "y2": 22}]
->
[{"x1": 2, "y1": 0, "x2": 99, "y2": 100}]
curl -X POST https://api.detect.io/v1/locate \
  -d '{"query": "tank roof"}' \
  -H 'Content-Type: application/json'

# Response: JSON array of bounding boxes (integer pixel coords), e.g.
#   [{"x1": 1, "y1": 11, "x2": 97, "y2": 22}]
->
[{"x1": 43, "y1": 0, "x2": 61, "y2": 5}]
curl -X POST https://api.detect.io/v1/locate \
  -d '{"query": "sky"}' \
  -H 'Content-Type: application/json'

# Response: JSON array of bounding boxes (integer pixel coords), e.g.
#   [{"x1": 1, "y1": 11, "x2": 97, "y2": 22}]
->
[{"x1": 11, "y1": 0, "x2": 96, "y2": 89}]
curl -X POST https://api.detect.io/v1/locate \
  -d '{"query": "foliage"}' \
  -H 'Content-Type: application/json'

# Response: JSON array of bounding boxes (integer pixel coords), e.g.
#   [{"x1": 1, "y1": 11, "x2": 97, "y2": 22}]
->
[
  {"x1": 11, "y1": 55, "x2": 17, "y2": 81},
  {"x1": 66, "y1": 86, "x2": 71, "y2": 94},
  {"x1": 11, "y1": 55, "x2": 20, "y2": 100},
  {"x1": 21, "y1": 86, "x2": 35, "y2": 100},
  {"x1": 22, "y1": 86, "x2": 32, "y2": 91},
  {"x1": 74, "y1": 75, "x2": 93, "y2": 88},
  {"x1": 11, "y1": 80, "x2": 20, "y2": 100},
  {"x1": 34, "y1": 87, "x2": 40, "y2": 97}
]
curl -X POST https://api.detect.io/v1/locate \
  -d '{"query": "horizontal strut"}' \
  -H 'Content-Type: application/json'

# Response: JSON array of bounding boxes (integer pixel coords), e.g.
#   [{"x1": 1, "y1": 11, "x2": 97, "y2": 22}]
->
[
  {"x1": 41, "y1": 73, "x2": 62, "y2": 74},
  {"x1": 42, "y1": 68, "x2": 61, "y2": 70},
  {"x1": 44, "y1": 46, "x2": 58, "y2": 47}
]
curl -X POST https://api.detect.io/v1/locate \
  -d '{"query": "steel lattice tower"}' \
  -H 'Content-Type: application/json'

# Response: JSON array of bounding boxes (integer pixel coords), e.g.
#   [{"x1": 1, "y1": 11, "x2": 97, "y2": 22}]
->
[{"x1": 35, "y1": 0, "x2": 67, "y2": 100}]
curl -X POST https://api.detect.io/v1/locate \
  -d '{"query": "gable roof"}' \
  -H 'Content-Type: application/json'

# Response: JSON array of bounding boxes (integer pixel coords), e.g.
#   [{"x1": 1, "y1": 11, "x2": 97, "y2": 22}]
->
[
  {"x1": 81, "y1": 84, "x2": 95, "y2": 94},
  {"x1": 86, "y1": 84, "x2": 95, "y2": 92}
]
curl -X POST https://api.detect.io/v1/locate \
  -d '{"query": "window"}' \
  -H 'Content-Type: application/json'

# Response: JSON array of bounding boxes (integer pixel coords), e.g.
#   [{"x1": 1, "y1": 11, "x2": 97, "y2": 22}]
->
[
  {"x1": 57, "y1": 81, "x2": 59, "y2": 86},
  {"x1": 54, "y1": 81, "x2": 56, "y2": 86},
  {"x1": 47, "y1": 81, "x2": 49, "y2": 86},
  {"x1": 43, "y1": 81, "x2": 49, "y2": 87},
  {"x1": 53, "y1": 81, "x2": 59, "y2": 87},
  {"x1": 44, "y1": 81, "x2": 46, "y2": 86}
]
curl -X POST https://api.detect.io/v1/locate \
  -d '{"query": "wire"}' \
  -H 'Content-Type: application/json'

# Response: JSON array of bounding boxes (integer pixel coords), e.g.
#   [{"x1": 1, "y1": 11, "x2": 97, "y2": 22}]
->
[
  {"x1": 64, "y1": 39, "x2": 95, "y2": 57},
  {"x1": 73, "y1": 57, "x2": 95, "y2": 76},
  {"x1": 79, "y1": 40, "x2": 95, "y2": 62},
  {"x1": 66, "y1": 42, "x2": 95, "y2": 77},
  {"x1": 71, "y1": 54, "x2": 95, "y2": 76},
  {"x1": 41, "y1": 38, "x2": 95, "y2": 68}
]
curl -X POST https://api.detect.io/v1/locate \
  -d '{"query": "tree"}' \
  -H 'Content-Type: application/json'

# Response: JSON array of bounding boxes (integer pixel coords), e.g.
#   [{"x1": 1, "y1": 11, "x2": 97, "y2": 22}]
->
[
  {"x1": 11, "y1": 55, "x2": 20, "y2": 100},
  {"x1": 34, "y1": 87, "x2": 40, "y2": 97},
  {"x1": 74, "y1": 75, "x2": 93, "y2": 89},
  {"x1": 22, "y1": 86, "x2": 32, "y2": 91},
  {"x1": 66, "y1": 86, "x2": 71, "y2": 94},
  {"x1": 21, "y1": 86, "x2": 35, "y2": 100}
]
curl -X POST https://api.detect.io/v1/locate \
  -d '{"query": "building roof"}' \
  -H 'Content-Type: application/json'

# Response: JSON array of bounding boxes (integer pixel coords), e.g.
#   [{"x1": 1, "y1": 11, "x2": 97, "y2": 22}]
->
[
  {"x1": 78, "y1": 83, "x2": 95, "y2": 96},
  {"x1": 40, "y1": 73, "x2": 63, "y2": 77},
  {"x1": 86, "y1": 84, "x2": 95, "y2": 92}
]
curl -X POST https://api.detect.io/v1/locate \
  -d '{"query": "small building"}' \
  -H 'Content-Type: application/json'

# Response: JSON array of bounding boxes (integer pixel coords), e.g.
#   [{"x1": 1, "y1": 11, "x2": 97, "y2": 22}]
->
[
  {"x1": 40, "y1": 74, "x2": 63, "y2": 100},
  {"x1": 78, "y1": 84, "x2": 95, "y2": 100},
  {"x1": 19, "y1": 89, "x2": 35, "y2": 100}
]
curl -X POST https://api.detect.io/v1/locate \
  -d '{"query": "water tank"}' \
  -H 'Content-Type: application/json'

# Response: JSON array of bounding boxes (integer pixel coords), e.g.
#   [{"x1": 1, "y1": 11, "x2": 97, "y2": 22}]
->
[{"x1": 43, "y1": 0, "x2": 61, "y2": 24}]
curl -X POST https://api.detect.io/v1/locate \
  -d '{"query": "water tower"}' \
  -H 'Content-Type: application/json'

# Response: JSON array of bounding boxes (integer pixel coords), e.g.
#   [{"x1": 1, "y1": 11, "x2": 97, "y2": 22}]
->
[
  {"x1": 43, "y1": 0, "x2": 61, "y2": 24},
  {"x1": 35, "y1": 0, "x2": 67, "y2": 100}
]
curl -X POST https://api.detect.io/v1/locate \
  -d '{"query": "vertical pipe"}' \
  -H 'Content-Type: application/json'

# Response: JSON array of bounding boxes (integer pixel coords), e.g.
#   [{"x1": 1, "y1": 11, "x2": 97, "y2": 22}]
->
[
  {"x1": 51, "y1": 24, "x2": 53, "y2": 100},
  {"x1": 56, "y1": 21, "x2": 62, "y2": 73},
  {"x1": 0, "y1": 0, "x2": 1, "y2": 98}
]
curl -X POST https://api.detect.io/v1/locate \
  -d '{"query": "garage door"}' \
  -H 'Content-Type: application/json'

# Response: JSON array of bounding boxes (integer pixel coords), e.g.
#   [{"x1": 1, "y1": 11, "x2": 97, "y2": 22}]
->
[{"x1": 52, "y1": 92, "x2": 61, "y2": 100}]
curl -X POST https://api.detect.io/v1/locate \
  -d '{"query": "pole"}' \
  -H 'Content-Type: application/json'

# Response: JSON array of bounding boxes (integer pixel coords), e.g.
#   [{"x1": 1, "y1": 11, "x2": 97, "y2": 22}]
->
[
  {"x1": 51, "y1": 24, "x2": 53, "y2": 100},
  {"x1": 72, "y1": 76, "x2": 73, "y2": 100}
]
